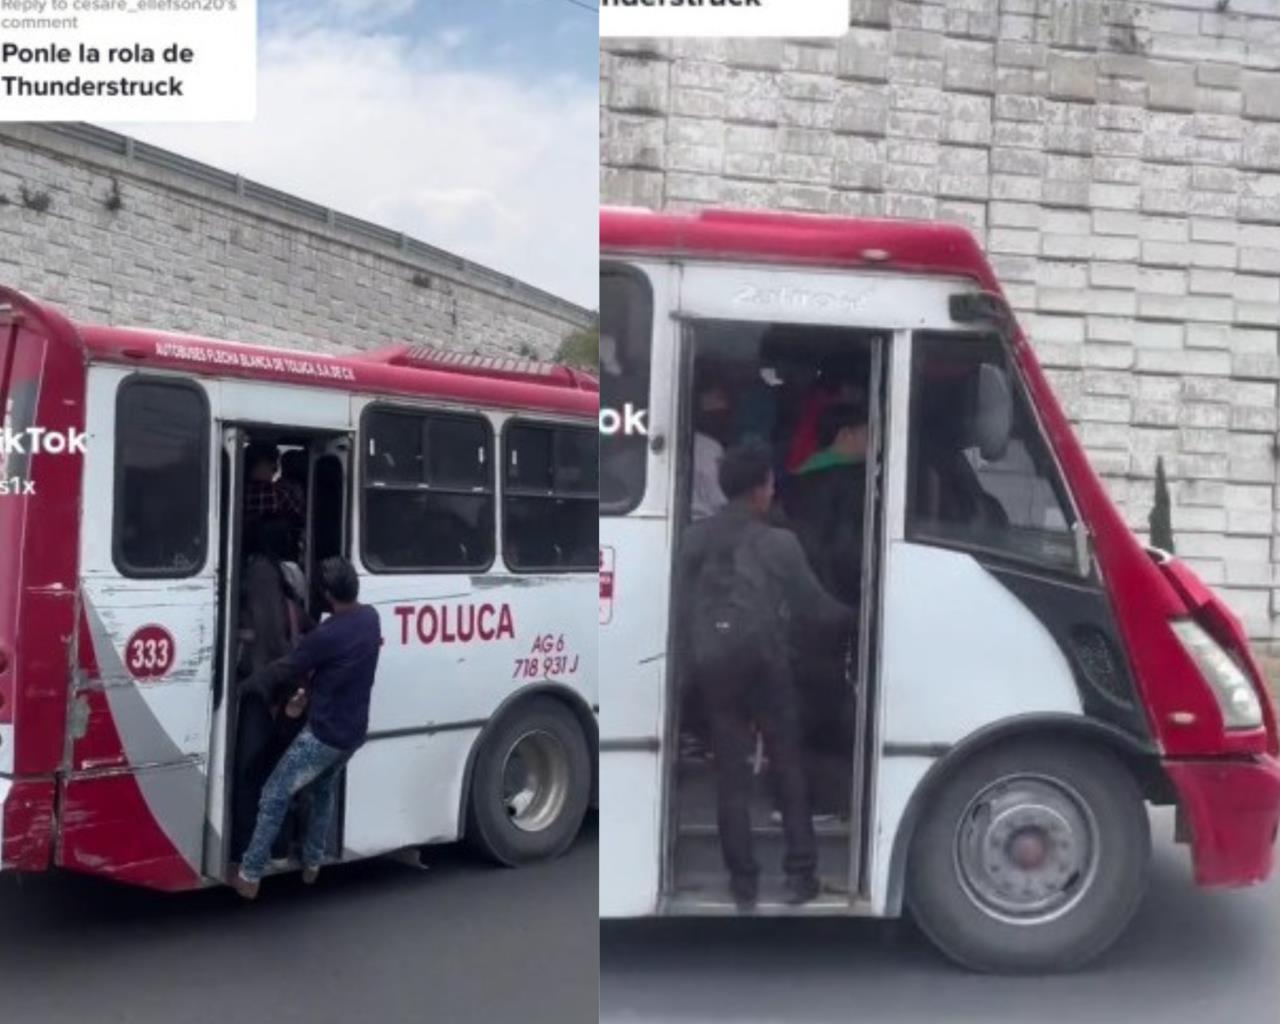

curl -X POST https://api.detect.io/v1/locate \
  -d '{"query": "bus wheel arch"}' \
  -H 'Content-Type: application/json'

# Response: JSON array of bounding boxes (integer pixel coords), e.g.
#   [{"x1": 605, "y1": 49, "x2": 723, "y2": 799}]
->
[
  {"x1": 460, "y1": 685, "x2": 595, "y2": 866},
  {"x1": 888, "y1": 716, "x2": 1158, "y2": 972}
]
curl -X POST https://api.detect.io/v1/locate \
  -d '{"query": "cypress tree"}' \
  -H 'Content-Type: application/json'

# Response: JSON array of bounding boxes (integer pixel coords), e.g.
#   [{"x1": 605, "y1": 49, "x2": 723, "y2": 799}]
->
[{"x1": 1149, "y1": 455, "x2": 1175, "y2": 553}]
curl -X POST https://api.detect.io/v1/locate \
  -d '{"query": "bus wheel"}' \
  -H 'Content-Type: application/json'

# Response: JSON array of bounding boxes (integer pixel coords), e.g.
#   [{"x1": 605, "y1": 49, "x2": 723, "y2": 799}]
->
[
  {"x1": 906, "y1": 738, "x2": 1150, "y2": 973},
  {"x1": 467, "y1": 697, "x2": 591, "y2": 866}
]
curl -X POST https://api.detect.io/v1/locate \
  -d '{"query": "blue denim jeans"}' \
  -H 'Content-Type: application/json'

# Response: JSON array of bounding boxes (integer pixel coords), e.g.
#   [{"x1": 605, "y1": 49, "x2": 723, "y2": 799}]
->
[{"x1": 239, "y1": 726, "x2": 349, "y2": 883}]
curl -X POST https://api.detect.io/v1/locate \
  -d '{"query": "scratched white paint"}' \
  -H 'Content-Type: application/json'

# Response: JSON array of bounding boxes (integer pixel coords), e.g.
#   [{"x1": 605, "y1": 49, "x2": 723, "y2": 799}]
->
[
  {"x1": 343, "y1": 730, "x2": 476, "y2": 857},
  {"x1": 0, "y1": 723, "x2": 12, "y2": 776}
]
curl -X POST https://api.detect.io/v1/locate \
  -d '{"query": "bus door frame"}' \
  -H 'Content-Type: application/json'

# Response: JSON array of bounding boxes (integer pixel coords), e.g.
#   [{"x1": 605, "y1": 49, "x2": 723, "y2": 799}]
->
[
  {"x1": 206, "y1": 422, "x2": 354, "y2": 880},
  {"x1": 666, "y1": 261, "x2": 908, "y2": 912},
  {"x1": 205, "y1": 424, "x2": 246, "y2": 879}
]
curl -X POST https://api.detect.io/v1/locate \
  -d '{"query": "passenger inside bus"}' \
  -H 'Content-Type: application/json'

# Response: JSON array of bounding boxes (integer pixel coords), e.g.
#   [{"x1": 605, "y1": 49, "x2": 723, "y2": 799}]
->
[
  {"x1": 679, "y1": 441, "x2": 855, "y2": 908},
  {"x1": 782, "y1": 399, "x2": 868, "y2": 818},
  {"x1": 280, "y1": 447, "x2": 309, "y2": 544},
  {"x1": 244, "y1": 441, "x2": 305, "y2": 530},
  {"x1": 782, "y1": 368, "x2": 866, "y2": 475},
  {"x1": 231, "y1": 512, "x2": 313, "y2": 862},
  {"x1": 691, "y1": 376, "x2": 732, "y2": 521}
]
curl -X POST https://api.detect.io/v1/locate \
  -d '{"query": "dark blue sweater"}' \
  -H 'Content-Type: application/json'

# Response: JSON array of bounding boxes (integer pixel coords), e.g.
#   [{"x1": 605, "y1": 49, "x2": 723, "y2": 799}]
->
[{"x1": 248, "y1": 604, "x2": 381, "y2": 751}]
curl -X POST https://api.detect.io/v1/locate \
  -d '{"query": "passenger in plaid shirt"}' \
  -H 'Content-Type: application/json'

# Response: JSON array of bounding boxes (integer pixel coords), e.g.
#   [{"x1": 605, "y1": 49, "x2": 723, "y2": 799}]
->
[{"x1": 245, "y1": 442, "x2": 305, "y2": 524}]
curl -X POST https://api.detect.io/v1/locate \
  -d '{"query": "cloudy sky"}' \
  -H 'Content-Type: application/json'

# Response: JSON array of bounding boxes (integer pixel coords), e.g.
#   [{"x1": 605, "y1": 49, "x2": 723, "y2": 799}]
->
[{"x1": 108, "y1": 0, "x2": 598, "y2": 308}]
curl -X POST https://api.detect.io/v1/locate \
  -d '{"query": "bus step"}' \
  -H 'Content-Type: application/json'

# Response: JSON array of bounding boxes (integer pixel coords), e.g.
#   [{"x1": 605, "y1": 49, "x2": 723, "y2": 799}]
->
[
  {"x1": 677, "y1": 819, "x2": 850, "y2": 839},
  {"x1": 674, "y1": 828, "x2": 851, "y2": 883},
  {"x1": 668, "y1": 873, "x2": 852, "y2": 913},
  {"x1": 386, "y1": 847, "x2": 432, "y2": 872}
]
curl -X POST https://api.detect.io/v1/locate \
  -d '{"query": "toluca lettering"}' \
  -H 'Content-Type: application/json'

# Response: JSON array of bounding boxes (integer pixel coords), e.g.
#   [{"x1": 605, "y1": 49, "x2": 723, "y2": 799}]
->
[
  {"x1": 393, "y1": 602, "x2": 516, "y2": 645},
  {"x1": 0, "y1": 427, "x2": 88, "y2": 455}
]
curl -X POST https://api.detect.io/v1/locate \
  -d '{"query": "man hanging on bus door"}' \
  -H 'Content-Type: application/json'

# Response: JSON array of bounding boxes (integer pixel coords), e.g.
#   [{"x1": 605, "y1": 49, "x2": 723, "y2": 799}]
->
[
  {"x1": 231, "y1": 557, "x2": 382, "y2": 899},
  {"x1": 679, "y1": 442, "x2": 856, "y2": 910}
]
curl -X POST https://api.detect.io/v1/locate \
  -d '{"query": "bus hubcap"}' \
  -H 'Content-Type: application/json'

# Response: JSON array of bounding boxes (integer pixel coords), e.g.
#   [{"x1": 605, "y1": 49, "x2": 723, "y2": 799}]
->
[
  {"x1": 954, "y1": 774, "x2": 1098, "y2": 924},
  {"x1": 501, "y1": 730, "x2": 570, "y2": 833}
]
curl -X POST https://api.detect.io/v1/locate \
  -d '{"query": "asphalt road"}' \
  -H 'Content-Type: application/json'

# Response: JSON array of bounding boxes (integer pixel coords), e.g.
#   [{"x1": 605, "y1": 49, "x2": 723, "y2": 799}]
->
[
  {"x1": 601, "y1": 809, "x2": 1280, "y2": 1023},
  {"x1": 0, "y1": 820, "x2": 597, "y2": 1024}
]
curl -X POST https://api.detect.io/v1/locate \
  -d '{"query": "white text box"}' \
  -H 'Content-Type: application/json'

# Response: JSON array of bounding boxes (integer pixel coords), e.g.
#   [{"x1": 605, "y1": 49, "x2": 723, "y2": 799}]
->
[
  {"x1": 600, "y1": 0, "x2": 849, "y2": 38},
  {"x1": 0, "y1": 0, "x2": 255, "y2": 121}
]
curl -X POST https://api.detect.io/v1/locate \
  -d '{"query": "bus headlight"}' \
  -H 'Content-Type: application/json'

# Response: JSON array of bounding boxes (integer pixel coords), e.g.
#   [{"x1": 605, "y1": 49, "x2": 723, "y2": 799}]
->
[{"x1": 1171, "y1": 620, "x2": 1263, "y2": 730}]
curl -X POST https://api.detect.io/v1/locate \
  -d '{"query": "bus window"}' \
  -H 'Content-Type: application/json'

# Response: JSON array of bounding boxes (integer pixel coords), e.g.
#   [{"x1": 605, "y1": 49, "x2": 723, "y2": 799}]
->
[
  {"x1": 907, "y1": 333, "x2": 1077, "y2": 572},
  {"x1": 362, "y1": 408, "x2": 494, "y2": 572},
  {"x1": 503, "y1": 422, "x2": 598, "y2": 571},
  {"x1": 600, "y1": 264, "x2": 652, "y2": 514},
  {"x1": 0, "y1": 377, "x2": 38, "y2": 483},
  {"x1": 112, "y1": 377, "x2": 210, "y2": 577}
]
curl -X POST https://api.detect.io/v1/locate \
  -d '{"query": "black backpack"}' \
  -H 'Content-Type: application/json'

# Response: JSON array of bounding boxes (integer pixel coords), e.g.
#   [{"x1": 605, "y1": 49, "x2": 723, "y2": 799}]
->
[{"x1": 687, "y1": 518, "x2": 778, "y2": 670}]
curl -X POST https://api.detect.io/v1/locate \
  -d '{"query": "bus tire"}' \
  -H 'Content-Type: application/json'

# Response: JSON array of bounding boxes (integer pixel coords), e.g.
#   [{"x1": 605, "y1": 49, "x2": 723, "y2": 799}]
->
[
  {"x1": 467, "y1": 697, "x2": 591, "y2": 866},
  {"x1": 906, "y1": 737, "x2": 1150, "y2": 974}
]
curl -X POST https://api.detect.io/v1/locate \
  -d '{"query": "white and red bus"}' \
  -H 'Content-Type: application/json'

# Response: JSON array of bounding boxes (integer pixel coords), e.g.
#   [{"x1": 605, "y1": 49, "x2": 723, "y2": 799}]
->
[
  {"x1": 0, "y1": 286, "x2": 598, "y2": 892},
  {"x1": 599, "y1": 208, "x2": 1280, "y2": 972}
]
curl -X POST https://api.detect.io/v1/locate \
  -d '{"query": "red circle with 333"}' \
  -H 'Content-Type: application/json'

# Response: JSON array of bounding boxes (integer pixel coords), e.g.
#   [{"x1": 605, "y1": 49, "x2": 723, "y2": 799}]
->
[{"x1": 124, "y1": 625, "x2": 176, "y2": 681}]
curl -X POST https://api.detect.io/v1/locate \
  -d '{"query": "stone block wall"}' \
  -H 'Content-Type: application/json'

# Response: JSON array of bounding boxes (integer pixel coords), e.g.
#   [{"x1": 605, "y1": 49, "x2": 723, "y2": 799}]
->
[
  {"x1": 0, "y1": 123, "x2": 592, "y2": 362},
  {"x1": 602, "y1": 0, "x2": 1280, "y2": 640}
]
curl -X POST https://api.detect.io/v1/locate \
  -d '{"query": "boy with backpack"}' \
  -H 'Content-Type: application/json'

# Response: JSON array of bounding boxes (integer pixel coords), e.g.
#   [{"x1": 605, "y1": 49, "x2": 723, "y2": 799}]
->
[{"x1": 678, "y1": 441, "x2": 856, "y2": 910}]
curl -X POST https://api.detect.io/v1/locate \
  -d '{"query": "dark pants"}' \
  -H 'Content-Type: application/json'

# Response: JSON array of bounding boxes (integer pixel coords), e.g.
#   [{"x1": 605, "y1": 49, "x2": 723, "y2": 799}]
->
[
  {"x1": 698, "y1": 649, "x2": 817, "y2": 897},
  {"x1": 232, "y1": 692, "x2": 276, "y2": 861},
  {"x1": 795, "y1": 648, "x2": 856, "y2": 816},
  {"x1": 680, "y1": 681, "x2": 710, "y2": 747}
]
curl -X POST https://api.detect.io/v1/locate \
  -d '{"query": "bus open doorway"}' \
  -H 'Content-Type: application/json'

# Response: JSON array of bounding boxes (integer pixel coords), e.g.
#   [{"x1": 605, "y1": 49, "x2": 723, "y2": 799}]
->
[
  {"x1": 208, "y1": 426, "x2": 352, "y2": 882},
  {"x1": 665, "y1": 322, "x2": 886, "y2": 912}
]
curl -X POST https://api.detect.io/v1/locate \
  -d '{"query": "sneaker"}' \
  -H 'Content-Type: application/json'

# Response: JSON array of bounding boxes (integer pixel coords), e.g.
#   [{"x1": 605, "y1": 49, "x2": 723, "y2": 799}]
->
[
  {"x1": 302, "y1": 866, "x2": 320, "y2": 886},
  {"x1": 230, "y1": 871, "x2": 260, "y2": 901},
  {"x1": 785, "y1": 874, "x2": 820, "y2": 906}
]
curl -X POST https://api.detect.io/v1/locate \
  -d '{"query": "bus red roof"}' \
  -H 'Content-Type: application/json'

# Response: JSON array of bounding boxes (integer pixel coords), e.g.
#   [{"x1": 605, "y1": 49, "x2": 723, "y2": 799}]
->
[
  {"x1": 600, "y1": 207, "x2": 1000, "y2": 291},
  {"x1": 0, "y1": 288, "x2": 596, "y2": 418}
]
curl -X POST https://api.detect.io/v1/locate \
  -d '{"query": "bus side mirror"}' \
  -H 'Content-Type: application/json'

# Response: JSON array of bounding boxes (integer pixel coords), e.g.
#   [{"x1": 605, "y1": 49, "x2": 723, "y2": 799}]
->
[
  {"x1": 974, "y1": 363, "x2": 1013, "y2": 462},
  {"x1": 1073, "y1": 519, "x2": 1093, "y2": 578}
]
